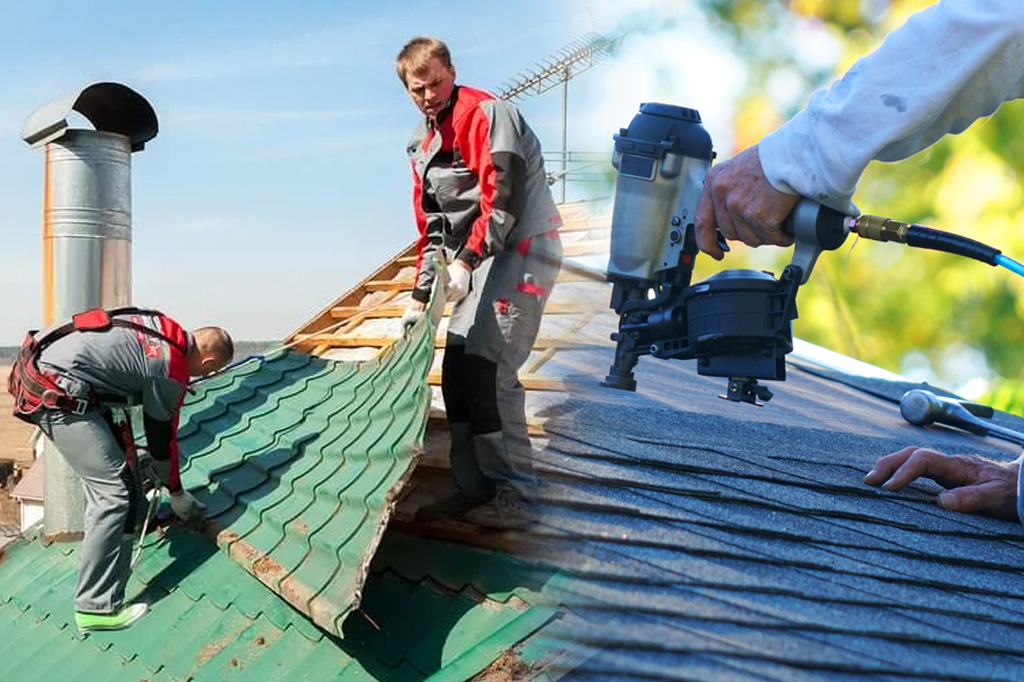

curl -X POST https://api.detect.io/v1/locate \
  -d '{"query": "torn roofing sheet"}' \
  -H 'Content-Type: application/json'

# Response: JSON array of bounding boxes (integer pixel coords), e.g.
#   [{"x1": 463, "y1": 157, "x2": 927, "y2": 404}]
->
[{"x1": 174, "y1": 302, "x2": 438, "y2": 638}]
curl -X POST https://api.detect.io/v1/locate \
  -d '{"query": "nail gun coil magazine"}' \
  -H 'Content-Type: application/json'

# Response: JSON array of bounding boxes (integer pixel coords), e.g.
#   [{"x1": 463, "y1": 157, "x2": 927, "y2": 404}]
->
[{"x1": 681, "y1": 269, "x2": 795, "y2": 381}]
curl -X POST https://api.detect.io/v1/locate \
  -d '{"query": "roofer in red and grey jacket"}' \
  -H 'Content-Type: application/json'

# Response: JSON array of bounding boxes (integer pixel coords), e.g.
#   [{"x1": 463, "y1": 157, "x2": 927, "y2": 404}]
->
[
  {"x1": 7, "y1": 307, "x2": 233, "y2": 633},
  {"x1": 396, "y1": 37, "x2": 563, "y2": 530}
]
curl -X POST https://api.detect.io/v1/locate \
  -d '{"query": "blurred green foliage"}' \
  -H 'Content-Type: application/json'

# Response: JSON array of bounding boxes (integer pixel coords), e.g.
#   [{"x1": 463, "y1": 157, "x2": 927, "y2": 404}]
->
[{"x1": 672, "y1": 0, "x2": 1024, "y2": 406}]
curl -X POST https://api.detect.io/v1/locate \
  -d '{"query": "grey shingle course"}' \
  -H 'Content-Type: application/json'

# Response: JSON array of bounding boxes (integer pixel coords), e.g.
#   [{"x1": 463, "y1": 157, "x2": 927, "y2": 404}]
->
[{"x1": 536, "y1": 344, "x2": 1024, "y2": 680}]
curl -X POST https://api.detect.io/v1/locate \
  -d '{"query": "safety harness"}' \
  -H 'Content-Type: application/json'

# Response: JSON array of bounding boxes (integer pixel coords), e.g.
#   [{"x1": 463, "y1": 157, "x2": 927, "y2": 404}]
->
[{"x1": 7, "y1": 307, "x2": 187, "y2": 423}]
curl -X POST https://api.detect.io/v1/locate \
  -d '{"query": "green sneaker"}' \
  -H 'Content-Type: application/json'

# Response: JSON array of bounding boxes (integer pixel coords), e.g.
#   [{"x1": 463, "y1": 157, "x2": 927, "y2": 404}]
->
[{"x1": 75, "y1": 603, "x2": 148, "y2": 633}]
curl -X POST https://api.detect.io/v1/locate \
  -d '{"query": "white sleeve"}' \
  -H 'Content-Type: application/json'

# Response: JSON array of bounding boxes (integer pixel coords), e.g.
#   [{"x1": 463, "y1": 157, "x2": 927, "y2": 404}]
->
[
  {"x1": 1016, "y1": 452, "x2": 1024, "y2": 525},
  {"x1": 758, "y1": 0, "x2": 1024, "y2": 215}
]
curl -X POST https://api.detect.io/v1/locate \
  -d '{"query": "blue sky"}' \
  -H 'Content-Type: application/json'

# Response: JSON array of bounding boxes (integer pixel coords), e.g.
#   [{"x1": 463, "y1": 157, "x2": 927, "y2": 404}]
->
[{"x1": 0, "y1": 0, "x2": 747, "y2": 343}]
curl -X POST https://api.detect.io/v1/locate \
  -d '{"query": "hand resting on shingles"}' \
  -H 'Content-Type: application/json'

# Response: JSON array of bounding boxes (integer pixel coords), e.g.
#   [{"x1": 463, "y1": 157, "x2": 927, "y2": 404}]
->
[{"x1": 864, "y1": 446, "x2": 1021, "y2": 521}]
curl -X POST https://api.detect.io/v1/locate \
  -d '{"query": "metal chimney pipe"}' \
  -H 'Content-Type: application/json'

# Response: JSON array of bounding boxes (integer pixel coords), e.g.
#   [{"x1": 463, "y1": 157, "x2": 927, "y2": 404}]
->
[
  {"x1": 22, "y1": 83, "x2": 158, "y2": 539},
  {"x1": 43, "y1": 130, "x2": 133, "y2": 325}
]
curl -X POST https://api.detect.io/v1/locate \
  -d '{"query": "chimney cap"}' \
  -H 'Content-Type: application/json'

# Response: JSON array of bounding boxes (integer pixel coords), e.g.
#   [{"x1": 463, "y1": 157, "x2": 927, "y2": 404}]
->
[{"x1": 22, "y1": 82, "x2": 158, "y2": 152}]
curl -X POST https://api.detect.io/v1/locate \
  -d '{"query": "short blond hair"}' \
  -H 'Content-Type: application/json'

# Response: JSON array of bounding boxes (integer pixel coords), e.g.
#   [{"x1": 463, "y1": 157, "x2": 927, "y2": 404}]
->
[{"x1": 396, "y1": 36, "x2": 452, "y2": 86}]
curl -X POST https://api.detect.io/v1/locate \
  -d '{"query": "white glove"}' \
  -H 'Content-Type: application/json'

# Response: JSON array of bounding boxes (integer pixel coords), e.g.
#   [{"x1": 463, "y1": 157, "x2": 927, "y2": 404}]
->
[
  {"x1": 169, "y1": 490, "x2": 206, "y2": 523},
  {"x1": 401, "y1": 301, "x2": 426, "y2": 335},
  {"x1": 444, "y1": 261, "x2": 472, "y2": 304}
]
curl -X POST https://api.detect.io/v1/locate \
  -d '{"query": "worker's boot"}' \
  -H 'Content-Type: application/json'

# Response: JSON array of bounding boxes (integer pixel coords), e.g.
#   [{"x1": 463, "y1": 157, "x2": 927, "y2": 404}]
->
[
  {"x1": 75, "y1": 603, "x2": 148, "y2": 634},
  {"x1": 464, "y1": 484, "x2": 535, "y2": 531},
  {"x1": 463, "y1": 431, "x2": 536, "y2": 531},
  {"x1": 415, "y1": 423, "x2": 494, "y2": 522}
]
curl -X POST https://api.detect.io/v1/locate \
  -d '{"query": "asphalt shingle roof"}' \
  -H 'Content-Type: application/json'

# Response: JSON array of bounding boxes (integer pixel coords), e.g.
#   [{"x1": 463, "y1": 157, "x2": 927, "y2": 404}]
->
[{"x1": 528, "y1": 343, "x2": 1024, "y2": 681}]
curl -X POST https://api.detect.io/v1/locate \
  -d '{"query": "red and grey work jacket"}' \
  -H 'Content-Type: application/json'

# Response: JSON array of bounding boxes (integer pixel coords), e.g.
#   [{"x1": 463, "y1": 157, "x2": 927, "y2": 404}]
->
[
  {"x1": 407, "y1": 85, "x2": 562, "y2": 303},
  {"x1": 9, "y1": 308, "x2": 192, "y2": 493}
]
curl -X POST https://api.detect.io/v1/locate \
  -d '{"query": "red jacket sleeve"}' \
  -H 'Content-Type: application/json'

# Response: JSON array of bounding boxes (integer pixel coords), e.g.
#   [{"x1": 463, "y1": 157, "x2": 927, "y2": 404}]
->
[
  {"x1": 456, "y1": 100, "x2": 525, "y2": 265},
  {"x1": 142, "y1": 315, "x2": 190, "y2": 493}
]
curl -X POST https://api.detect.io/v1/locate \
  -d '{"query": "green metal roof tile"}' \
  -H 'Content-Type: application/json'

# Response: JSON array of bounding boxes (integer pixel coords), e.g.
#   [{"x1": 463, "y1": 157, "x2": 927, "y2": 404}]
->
[
  {"x1": 369, "y1": 533, "x2": 553, "y2": 605},
  {"x1": 19, "y1": 555, "x2": 80, "y2": 621},
  {"x1": 344, "y1": 573, "x2": 452, "y2": 668},
  {"x1": 0, "y1": 534, "x2": 47, "y2": 589},
  {"x1": 175, "y1": 619, "x2": 284, "y2": 681},
  {"x1": 153, "y1": 594, "x2": 262, "y2": 678},
  {"x1": 233, "y1": 624, "x2": 319, "y2": 681},
  {"x1": 0, "y1": 526, "x2": 564, "y2": 681},
  {"x1": 408, "y1": 599, "x2": 520, "y2": 674},
  {"x1": 174, "y1": 308, "x2": 436, "y2": 635},
  {"x1": 64, "y1": 653, "x2": 175, "y2": 682},
  {"x1": 27, "y1": 637, "x2": 97, "y2": 682},
  {"x1": 0, "y1": 601, "x2": 60, "y2": 663},
  {"x1": 140, "y1": 545, "x2": 218, "y2": 600},
  {"x1": 3, "y1": 541, "x2": 73, "y2": 611},
  {"x1": 95, "y1": 584, "x2": 197, "y2": 668},
  {"x1": 274, "y1": 636, "x2": 416, "y2": 682},
  {"x1": 421, "y1": 607, "x2": 561, "y2": 682}
]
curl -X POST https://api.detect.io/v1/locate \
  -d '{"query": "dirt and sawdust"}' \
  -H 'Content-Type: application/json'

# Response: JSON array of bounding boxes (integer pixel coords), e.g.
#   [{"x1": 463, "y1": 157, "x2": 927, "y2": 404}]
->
[{"x1": 469, "y1": 649, "x2": 539, "y2": 682}]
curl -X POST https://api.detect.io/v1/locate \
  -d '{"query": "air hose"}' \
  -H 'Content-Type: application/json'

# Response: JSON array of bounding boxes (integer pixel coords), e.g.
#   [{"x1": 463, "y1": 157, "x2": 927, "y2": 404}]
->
[{"x1": 850, "y1": 214, "x2": 1024, "y2": 279}]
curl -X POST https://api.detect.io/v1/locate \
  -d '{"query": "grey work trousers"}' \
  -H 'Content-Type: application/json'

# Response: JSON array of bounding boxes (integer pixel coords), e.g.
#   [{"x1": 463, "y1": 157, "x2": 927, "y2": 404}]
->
[
  {"x1": 444, "y1": 231, "x2": 562, "y2": 496},
  {"x1": 35, "y1": 408, "x2": 143, "y2": 614}
]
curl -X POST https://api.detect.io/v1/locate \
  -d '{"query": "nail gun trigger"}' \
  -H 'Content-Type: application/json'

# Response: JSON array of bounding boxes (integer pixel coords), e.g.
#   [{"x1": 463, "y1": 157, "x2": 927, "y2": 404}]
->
[{"x1": 716, "y1": 230, "x2": 731, "y2": 253}]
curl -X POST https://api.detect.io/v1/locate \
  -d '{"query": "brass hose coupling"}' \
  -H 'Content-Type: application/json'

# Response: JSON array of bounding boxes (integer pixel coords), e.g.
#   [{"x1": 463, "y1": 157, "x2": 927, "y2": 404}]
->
[{"x1": 850, "y1": 214, "x2": 911, "y2": 243}]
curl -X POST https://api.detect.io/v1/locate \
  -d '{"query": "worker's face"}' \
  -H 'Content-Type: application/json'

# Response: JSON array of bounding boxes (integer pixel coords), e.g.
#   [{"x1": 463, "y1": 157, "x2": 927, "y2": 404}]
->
[{"x1": 405, "y1": 58, "x2": 456, "y2": 119}]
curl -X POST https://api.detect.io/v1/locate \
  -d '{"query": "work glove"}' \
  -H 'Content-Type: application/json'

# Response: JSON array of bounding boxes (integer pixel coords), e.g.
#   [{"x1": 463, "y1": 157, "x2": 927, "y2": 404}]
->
[
  {"x1": 445, "y1": 261, "x2": 472, "y2": 304},
  {"x1": 401, "y1": 301, "x2": 426, "y2": 335},
  {"x1": 169, "y1": 489, "x2": 206, "y2": 523},
  {"x1": 138, "y1": 452, "x2": 172, "y2": 490}
]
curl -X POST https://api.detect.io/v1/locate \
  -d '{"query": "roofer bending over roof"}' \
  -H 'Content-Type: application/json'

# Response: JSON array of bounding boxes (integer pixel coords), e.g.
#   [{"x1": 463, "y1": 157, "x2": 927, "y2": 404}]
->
[
  {"x1": 396, "y1": 36, "x2": 563, "y2": 530},
  {"x1": 688, "y1": 0, "x2": 1024, "y2": 521},
  {"x1": 7, "y1": 307, "x2": 233, "y2": 632}
]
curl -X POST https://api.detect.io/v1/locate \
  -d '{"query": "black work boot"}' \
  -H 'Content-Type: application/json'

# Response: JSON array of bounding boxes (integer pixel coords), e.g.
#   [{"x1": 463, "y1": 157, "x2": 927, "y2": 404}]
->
[{"x1": 415, "y1": 423, "x2": 496, "y2": 522}]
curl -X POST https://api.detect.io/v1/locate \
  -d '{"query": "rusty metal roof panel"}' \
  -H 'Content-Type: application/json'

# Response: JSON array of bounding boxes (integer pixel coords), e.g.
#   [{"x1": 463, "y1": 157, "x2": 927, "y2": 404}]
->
[
  {"x1": 0, "y1": 527, "x2": 562, "y2": 681},
  {"x1": 176, "y1": 310, "x2": 438, "y2": 638}
]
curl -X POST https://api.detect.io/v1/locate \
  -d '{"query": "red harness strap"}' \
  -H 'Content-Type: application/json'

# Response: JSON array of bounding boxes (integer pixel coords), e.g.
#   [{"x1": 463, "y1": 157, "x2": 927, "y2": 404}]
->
[{"x1": 6, "y1": 307, "x2": 186, "y2": 423}]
